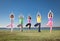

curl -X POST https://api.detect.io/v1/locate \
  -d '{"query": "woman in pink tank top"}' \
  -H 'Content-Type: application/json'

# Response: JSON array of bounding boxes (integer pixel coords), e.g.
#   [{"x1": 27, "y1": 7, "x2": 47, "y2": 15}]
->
[
  {"x1": 7, "y1": 13, "x2": 14, "y2": 32},
  {"x1": 26, "y1": 16, "x2": 31, "y2": 30},
  {"x1": 47, "y1": 10, "x2": 53, "y2": 33}
]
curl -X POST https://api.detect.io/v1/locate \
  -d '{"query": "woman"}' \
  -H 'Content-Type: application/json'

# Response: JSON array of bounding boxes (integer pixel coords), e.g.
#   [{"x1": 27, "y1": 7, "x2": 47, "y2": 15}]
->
[
  {"x1": 47, "y1": 10, "x2": 53, "y2": 33},
  {"x1": 26, "y1": 16, "x2": 31, "y2": 30},
  {"x1": 7, "y1": 13, "x2": 14, "y2": 32},
  {"x1": 17, "y1": 15, "x2": 24, "y2": 32}
]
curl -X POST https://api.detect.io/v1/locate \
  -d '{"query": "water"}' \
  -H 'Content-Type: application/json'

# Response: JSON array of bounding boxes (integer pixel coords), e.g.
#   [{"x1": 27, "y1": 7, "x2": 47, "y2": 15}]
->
[{"x1": 0, "y1": 27, "x2": 60, "y2": 30}]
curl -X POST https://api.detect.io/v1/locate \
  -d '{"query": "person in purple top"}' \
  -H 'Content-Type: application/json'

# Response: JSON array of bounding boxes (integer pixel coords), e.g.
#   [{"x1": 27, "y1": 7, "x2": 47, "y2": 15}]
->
[
  {"x1": 47, "y1": 10, "x2": 53, "y2": 33},
  {"x1": 26, "y1": 16, "x2": 31, "y2": 30}
]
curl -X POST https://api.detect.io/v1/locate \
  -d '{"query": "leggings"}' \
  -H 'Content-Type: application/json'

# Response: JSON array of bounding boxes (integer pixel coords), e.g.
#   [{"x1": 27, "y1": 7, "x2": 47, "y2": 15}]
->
[
  {"x1": 26, "y1": 23, "x2": 31, "y2": 29},
  {"x1": 34, "y1": 23, "x2": 41, "y2": 32}
]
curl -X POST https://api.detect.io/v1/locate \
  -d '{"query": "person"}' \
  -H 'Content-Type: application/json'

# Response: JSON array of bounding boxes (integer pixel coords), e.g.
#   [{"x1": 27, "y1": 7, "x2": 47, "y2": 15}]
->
[
  {"x1": 34, "y1": 12, "x2": 41, "y2": 32},
  {"x1": 26, "y1": 16, "x2": 31, "y2": 30},
  {"x1": 17, "y1": 15, "x2": 24, "y2": 32},
  {"x1": 47, "y1": 10, "x2": 53, "y2": 33},
  {"x1": 7, "y1": 13, "x2": 14, "y2": 32}
]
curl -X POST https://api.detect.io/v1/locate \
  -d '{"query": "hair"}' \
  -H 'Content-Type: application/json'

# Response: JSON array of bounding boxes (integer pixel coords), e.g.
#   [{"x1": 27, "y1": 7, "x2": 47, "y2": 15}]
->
[
  {"x1": 49, "y1": 13, "x2": 52, "y2": 17},
  {"x1": 38, "y1": 14, "x2": 40, "y2": 16},
  {"x1": 37, "y1": 14, "x2": 41, "y2": 17},
  {"x1": 10, "y1": 14, "x2": 14, "y2": 18},
  {"x1": 28, "y1": 16, "x2": 31, "y2": 19}
]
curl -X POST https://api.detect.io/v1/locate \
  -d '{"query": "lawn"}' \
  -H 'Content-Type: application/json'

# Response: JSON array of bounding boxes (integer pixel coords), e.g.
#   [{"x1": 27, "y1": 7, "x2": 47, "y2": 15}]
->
[{"x1": 0, "y1": 30, "x2": 60, "y2": 41}]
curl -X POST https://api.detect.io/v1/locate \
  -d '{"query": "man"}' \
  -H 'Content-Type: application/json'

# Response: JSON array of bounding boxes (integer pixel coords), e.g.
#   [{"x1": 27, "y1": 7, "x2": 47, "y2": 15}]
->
[{"x1": 34, "y1": 12, "x2": 41, "y2": 32}]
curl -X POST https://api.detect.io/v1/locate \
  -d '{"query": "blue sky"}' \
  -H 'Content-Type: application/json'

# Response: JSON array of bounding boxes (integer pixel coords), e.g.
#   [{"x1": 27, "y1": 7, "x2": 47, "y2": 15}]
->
[{"x1": 0, "y1": 0, "x2": 60, "y2": 27}]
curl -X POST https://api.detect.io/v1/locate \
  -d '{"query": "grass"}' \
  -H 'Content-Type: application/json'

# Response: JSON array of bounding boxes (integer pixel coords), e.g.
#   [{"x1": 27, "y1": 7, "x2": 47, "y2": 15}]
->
[{"x1": 0, "y1": 30, "x2": 60, "y2": 41}]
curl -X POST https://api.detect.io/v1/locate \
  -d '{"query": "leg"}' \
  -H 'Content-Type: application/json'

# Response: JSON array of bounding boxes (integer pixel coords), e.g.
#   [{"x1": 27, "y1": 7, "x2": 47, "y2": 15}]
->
[
  {"x1": 20, "y1": 24, "x2": 23, "y2": 32},
  {"x1": 21, "y1": 25, "x2": 23, "y2": 32},
  {"x1": 38, "y1": 23, "x2": 41, "y2": 32},
  {"x1": 7, "y1": 24, "x2": 11, "y2": 27},
  {"x1": 17, "y1": 24, "x2": 20, "y2": 27},
  {"x1": 50, "y1": 26, "x2": 52, "y2": 33},
  {"x1": 26, "y1": 23, "x2": 29, "y2": 27},
  {"x1": 11, "y1": 23, "x2": 13, "y2": 32},
  {"x1": 29, "y1": 23, "x2": 31, "y2": 29},
  {"x1": 34, "y1": 23, "x2": 38, "y2": 27},
  {"x1": 11, "y1": 27, "x2": 13, "y2": 32}
]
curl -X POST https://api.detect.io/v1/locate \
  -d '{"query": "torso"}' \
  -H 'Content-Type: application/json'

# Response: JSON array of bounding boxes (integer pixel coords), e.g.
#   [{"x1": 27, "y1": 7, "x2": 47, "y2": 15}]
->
[{"x1": 28, "y1": 19, "x2": 31, "y2": 23}]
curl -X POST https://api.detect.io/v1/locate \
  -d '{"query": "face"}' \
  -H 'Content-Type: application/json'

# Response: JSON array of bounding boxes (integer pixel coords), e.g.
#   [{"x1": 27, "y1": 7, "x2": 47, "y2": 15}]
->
[
  {"x1": 10, "y1": 14, "x2": 14, "y2": 18},
  {"x1": 20, "y1": 16, "x2": 23, "y2": 18},
  {"x1": 49, "y1": 13, "x2": 52, "y2": 18},
  {"x1": 38, "y1": 14, "x2": 40, "y2": 16},
  {"x1": 28, "y1": 16, "x2": 31, "y2": 19},
  {"x1": 38, "y1": 14, "x2": 41, "y2": 17}
]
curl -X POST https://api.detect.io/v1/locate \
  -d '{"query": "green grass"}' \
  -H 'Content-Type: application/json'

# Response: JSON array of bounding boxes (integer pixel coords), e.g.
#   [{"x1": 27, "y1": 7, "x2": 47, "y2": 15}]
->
[{"x1": 0, "y1": 30, "x2": 60, "y2": 41}]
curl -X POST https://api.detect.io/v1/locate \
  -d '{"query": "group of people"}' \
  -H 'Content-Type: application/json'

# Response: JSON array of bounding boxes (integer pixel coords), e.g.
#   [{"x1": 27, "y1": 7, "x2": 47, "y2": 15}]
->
[{"x1": 7, "y1": 10, "x2": 53, "y2": 33}]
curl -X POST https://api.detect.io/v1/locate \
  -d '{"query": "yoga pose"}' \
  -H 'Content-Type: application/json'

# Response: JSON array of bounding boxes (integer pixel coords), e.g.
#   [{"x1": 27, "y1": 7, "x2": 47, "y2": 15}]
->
[
  {"x1": 34, "y1": 12, "x2": 41, "y2": 32},
  {"x1": 26, "y1": 16, "x2": 31, "y2": 30},
  {"x1": 17, "y1": 15, "x2": 24, "y2": 32},
  {"x1": 7, "y1": 13, "x2": 14, "y2": 32},
  {"x1": 47, "y1": 10, "x2": 53, "y2": 33}
]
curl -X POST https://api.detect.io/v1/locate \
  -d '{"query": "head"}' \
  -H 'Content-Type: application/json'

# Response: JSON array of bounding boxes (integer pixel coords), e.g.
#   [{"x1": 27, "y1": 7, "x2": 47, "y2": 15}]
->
[
  {"x1": 28, "y1": 16, "x2": 31, "y2": 20},
  {"x1": 38, "y1": 14, "x2": 40, "y2": 16},
  {"x1": 19, "y1": 16, "x2": 23, "y2": 19},
  {"x1": 10, "y1": 14, "x2": 14, "y2": 18},
  {"x1": 37, "y1": 14, "x2": 40, "y2": 17},
  {"x1": 49, "y1": 13, "x2": 52, "y2": 18}
]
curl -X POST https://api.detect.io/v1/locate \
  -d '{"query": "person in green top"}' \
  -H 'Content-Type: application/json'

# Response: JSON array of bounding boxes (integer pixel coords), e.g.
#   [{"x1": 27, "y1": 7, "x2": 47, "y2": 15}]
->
[{"x1": 17, "y1": 15, "x2": 24, "y2": 32}]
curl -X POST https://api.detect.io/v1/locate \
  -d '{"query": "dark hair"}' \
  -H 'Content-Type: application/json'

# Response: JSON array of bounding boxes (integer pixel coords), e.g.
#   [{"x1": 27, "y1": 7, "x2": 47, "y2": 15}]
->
[
  {"x1": 10, "y1": 14, "x2": 14, "y2": 18},
  {"x1": 28, "y1": 16, "x2": 31, "y2": 19},
  {"x1": 49, "y1": 13, "x2": 52, "y2": 17},
  {"x1": 38, "y1": 14, "x2": 40, "y2": 16}
]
